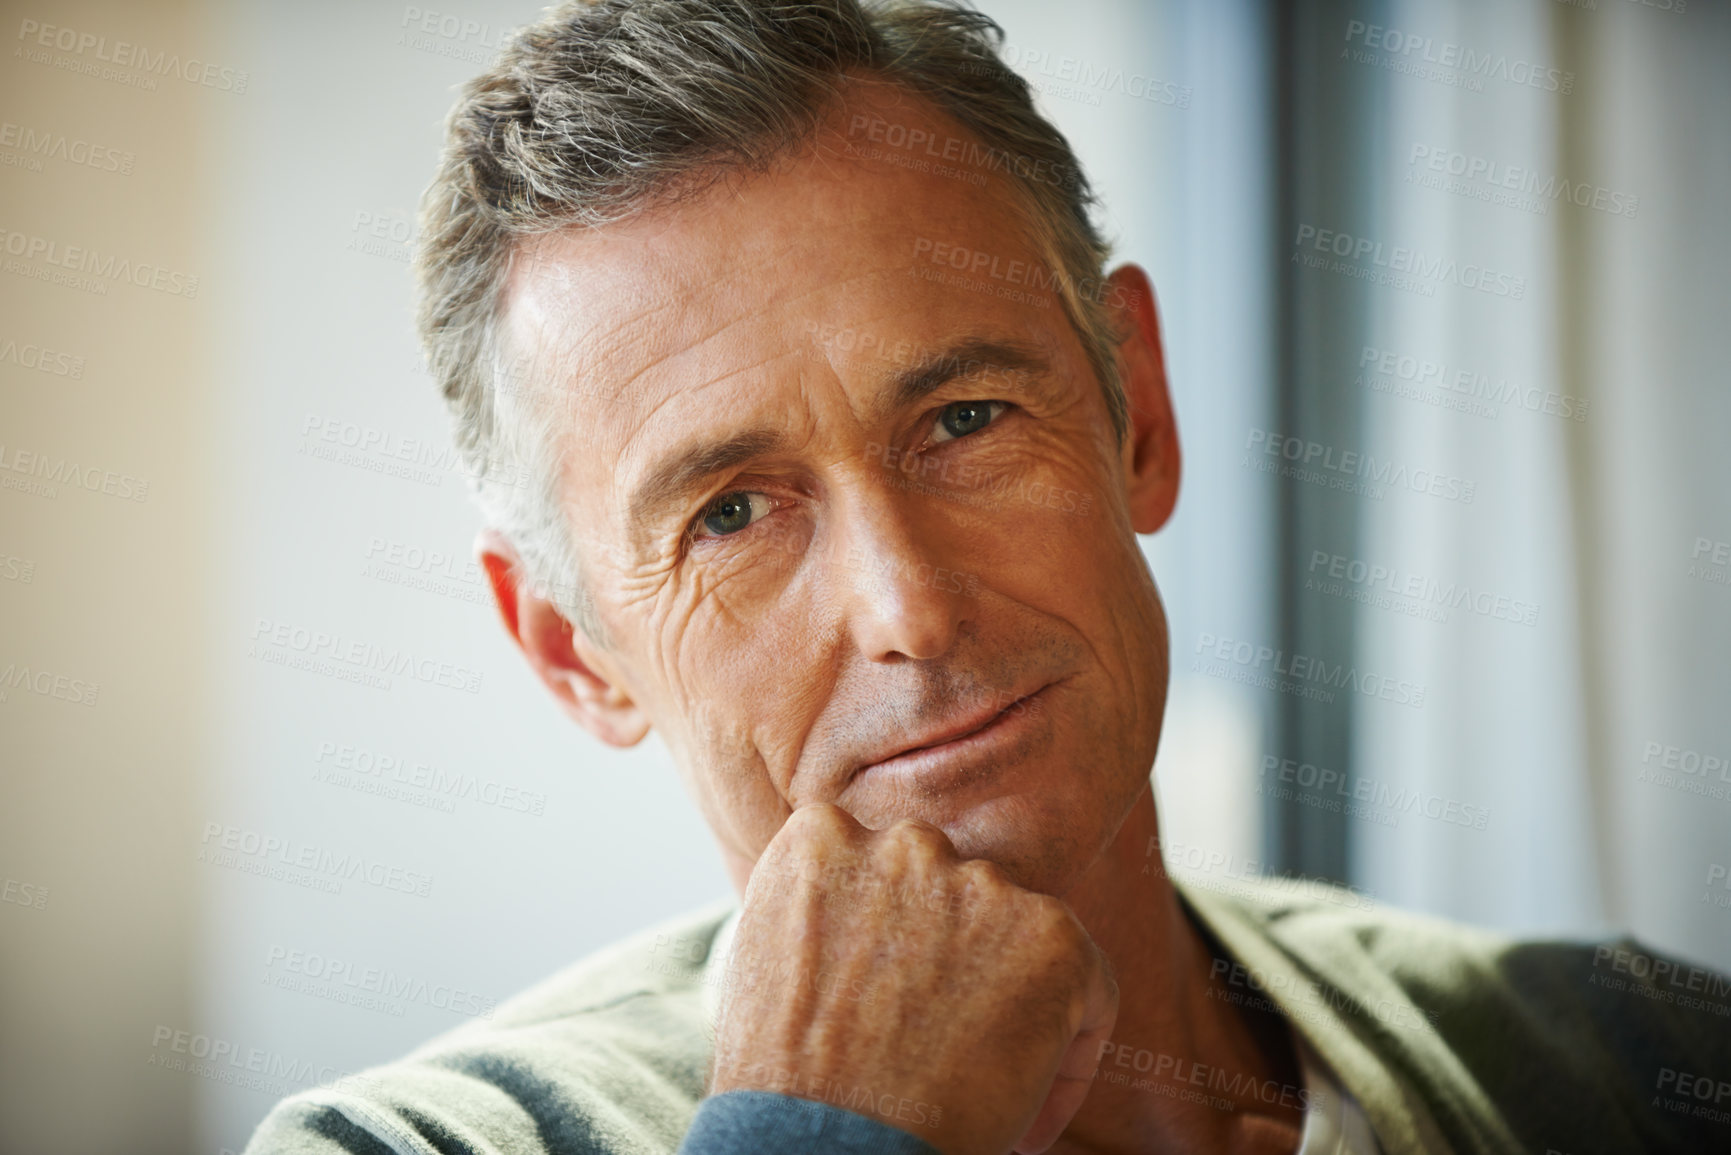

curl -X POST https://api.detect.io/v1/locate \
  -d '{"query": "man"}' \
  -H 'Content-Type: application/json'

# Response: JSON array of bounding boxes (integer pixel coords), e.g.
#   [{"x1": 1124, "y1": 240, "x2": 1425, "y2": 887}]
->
[{"x1": 245, "y1": 1, "x2": 1730, "y2": 1153}]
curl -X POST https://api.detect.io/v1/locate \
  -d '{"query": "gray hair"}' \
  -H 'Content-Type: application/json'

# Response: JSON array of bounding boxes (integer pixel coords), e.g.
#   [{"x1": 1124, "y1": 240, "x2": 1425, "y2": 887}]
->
[{"x1": 415, "y1": 0, "x2": 1123, "y2": 644}]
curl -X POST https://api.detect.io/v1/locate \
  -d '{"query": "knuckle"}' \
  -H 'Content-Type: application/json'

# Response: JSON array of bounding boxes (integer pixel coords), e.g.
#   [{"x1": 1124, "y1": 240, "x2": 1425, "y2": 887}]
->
[
  {"x1": 782, "y1": 802, "x2": 853, "y2": 847},
  {"x1": 882, "y1": 817, "x2": 954, "y2": 859},
  {"x1": 1027, "y1": 894, "x2": 1088, "y2": 951},
  {"x1": 758, "y1": 807, "x2": 857, "y2": 892},
  {"x1": 790, "y1": 801, "x2": 850, "y2": 832},
  {"x1": 957, "y1": 856, "x2": 1009, "y2": 892}
]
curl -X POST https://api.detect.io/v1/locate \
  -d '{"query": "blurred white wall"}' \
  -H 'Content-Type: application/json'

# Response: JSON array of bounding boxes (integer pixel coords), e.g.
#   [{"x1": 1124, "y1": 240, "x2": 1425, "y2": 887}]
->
[{"x1": 197, "y1": 2, "x2": 729, "y2": 1150}]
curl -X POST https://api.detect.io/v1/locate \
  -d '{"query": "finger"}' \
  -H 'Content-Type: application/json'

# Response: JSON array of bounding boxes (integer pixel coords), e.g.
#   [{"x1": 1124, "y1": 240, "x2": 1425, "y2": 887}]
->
[{"x1": 753, "y1": 802, "x2": 863, "y2": 878}]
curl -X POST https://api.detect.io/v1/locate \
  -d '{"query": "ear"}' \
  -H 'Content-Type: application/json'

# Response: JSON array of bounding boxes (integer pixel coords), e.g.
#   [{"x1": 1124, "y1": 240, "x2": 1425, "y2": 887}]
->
[
  {"x1": 1105, "y1": 265, "x2": 1181, "y2": 535},
  {"x1": 475, "y1": 527, "x2": 651, "y2": 747}
]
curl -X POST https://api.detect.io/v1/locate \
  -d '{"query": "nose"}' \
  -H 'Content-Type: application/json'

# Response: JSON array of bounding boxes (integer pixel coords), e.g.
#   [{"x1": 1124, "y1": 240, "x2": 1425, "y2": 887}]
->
[{"x1": 830, "y1": 488, "x2": 970, "y2": 663}]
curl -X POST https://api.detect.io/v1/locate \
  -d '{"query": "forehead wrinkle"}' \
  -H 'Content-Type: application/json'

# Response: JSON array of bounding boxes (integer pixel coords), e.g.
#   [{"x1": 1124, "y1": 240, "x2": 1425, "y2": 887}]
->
[
  {"x1": 570, "y1": 272, "x2": 837, "y2": 436},
  {"x1": 609, "y1": 333, "x2": 815, "y2": 474},
  {"x1": 589, "y1": 251, "x2": 897, "y2": 486},
  {"x1": 519, "y1": 171, "x2": 943, "y2": 406},
  {"x1": 535, "y1": 207, "x2": 816, "y2": 350}
]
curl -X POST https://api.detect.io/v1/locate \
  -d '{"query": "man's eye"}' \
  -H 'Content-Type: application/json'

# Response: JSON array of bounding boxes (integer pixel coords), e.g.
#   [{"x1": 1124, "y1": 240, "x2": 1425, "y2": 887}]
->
[
  {"x1": 693, "y1": 491, "x2": 770, "y2": 539},
  {"x1": 929, "y1": 400, "x2": 1007, "y2": 444}
]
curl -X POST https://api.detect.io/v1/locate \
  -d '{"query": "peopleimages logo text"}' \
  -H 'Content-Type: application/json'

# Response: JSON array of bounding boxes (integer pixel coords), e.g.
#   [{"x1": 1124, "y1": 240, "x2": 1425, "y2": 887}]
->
[
  {"x1": 1358, "y1": 345, "x2": 1588, "y2": 422},
  {"x1": 0, "y1": 121, "x2": 135, "y2": 174},
  {"x1": 249, "y1": 617, "x2": 483, "y2": 695},
  {"x1": 0, "y1": 226, "x2": 199, "y2": 297},
  {"x1": 1407, "y1": 145, "x2": 1637, "y2": 218},
  {"x1": 199, "y1": 822, "x2": 434, "y2": 898},
  {"x1": 15, "y1": 19, "x2": 249, "y2": 92},
  {"x1": 1194, "y1": 632, "x2": 1427, "y2": 709},
  {"x1": 1343, "y1": 21, "x2": 1573, "y2": 94},
  {"x1": 1246, "y1": 429, "x2": 1476, "y2": 504},
  {"x1": 1294, "y1": 225, "x2": 1526, "y2": 300}
]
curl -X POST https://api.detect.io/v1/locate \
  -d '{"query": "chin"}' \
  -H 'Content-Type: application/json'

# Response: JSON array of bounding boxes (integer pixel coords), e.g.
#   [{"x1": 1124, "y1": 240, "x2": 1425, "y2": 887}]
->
[{"x1": 934, "y1": 785, "x2": 1124, "y2": 898}]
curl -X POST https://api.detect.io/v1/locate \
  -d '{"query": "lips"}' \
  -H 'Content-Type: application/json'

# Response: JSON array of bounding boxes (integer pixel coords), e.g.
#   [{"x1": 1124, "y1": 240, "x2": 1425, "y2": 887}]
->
[{"x1": 849, "y1": 681, "x2": 1051, "y2": 779}]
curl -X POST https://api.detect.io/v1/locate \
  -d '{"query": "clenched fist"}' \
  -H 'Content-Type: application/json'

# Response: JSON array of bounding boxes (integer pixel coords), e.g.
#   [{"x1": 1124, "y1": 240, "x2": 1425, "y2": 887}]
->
[{"x1": 709, "y1": 804, "x2": 1119, "y2": 1155}]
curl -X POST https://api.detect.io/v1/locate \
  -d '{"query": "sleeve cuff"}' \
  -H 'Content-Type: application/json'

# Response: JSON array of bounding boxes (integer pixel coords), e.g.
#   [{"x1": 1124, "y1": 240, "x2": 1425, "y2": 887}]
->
[{"x1": 677, "y1": 1091, "x2": 944, "y2": 1155}]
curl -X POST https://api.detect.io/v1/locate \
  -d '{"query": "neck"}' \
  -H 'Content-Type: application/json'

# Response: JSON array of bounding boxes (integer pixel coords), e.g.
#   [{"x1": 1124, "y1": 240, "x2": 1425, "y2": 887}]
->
[{"x1": 1052, "y1": 787, "x2": 1304, "y2": 1154}]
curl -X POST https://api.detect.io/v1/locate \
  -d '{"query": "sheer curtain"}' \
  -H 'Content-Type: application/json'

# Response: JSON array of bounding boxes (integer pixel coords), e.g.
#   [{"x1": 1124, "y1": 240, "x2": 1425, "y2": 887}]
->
[{"x1": 1345, "y1": 0, "x2": 1731, "y2": 968}]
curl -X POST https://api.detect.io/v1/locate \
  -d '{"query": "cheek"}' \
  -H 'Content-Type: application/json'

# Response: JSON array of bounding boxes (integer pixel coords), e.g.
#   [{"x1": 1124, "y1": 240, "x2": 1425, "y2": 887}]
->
[
  {"x1": 675, "y1": 723, "x2": 797, "y2": 863},
  {"x1": 663, "y1": 625, "x2": 832, "y2": 859},
  {"x1": 652, "y1": 553, "x2": 808, "y2": 689},
  {"x1": 654, "y1": 566, "x2": 833, "y2": 767}
]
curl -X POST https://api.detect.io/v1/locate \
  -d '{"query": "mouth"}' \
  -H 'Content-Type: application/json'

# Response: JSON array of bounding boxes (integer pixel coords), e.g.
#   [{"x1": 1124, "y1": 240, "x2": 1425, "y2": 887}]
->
[{"x1": 848, "y1": 680, "x2": 1057, "y2": 786}]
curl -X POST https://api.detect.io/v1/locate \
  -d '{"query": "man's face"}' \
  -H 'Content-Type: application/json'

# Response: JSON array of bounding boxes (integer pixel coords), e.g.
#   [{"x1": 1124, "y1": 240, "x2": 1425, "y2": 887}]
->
[{"x1": 497, "y1": 85, "x2": 1177, "y2": 898}]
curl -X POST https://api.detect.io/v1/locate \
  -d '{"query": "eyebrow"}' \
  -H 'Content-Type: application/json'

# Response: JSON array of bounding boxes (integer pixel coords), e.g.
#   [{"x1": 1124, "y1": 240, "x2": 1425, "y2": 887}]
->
[
  {"x1": 626, "y1": 428, "x2": 788, "y2": 529},
  {"x1": 874, "y1": 337, "x2": 1051, "y2": 423},
  {"x1": 624, "y1": 337, "x2": 1052, "y2": 531}
]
